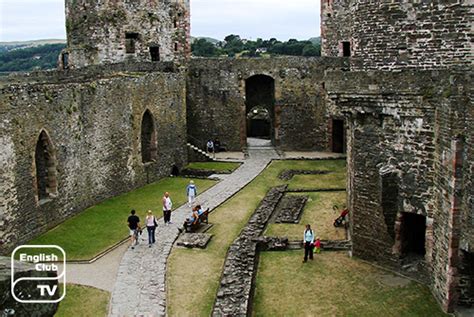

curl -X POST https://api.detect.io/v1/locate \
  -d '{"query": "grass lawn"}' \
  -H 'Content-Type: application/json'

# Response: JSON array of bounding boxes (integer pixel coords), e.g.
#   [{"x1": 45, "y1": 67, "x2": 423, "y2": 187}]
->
[
  {"x1": 253, "y1": 251, "x2": 448, "y2": 317},
  {"x1": 28, "y1": 177, "x2": 216, "y2": 261},
  {"x1": 55, "y1": 284, "x2": 109, "y2": 317},
  {"x1": 287, "y1": 159, "x2": 346, "y2": 190},
  {"x1": 167, "y1": 160, "x2": 346, "y2": 316},
  {"x1": 185, "y1": 161, "x2": 241, "y2": 172},
  {"x1": 265, "y1": 191, "x2": 346, "y2": 241}
]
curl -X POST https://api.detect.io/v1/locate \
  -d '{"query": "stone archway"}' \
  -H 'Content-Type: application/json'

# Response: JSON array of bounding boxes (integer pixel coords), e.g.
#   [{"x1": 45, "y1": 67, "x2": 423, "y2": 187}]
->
[
  {"x1": 34, "y1": 130, "x2": 58, "y2": 202},
  {"x1": 245, "y1": 75, "x2": 275, "y2": 144},
  {"x1": 141, "y1": 110, "x2": 158, "y2": 163}
]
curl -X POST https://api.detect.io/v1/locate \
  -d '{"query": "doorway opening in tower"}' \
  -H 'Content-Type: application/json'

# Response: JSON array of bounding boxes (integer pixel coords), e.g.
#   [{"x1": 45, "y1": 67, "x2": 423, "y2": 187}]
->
[
  {"x1": 400, "y1": 212, "x2": 426, "y2": 264},
  {"x1": 245, "y1": 75, "x2": 275, "y2": 147}
]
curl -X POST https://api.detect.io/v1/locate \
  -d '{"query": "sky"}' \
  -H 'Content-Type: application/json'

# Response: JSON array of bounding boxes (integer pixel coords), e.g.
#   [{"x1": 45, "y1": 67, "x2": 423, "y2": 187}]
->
[{"x1": 0, "y1": 0, "x2": 320, "y2": 42}]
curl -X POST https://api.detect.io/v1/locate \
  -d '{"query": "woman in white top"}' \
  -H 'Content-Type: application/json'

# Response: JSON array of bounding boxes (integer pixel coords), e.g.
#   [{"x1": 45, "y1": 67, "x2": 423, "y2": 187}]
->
[
  {"x1": 146, "y1": 210, "x2": 157, "y2": 246},
  {"x1": 303, "y1": 224, "x2": 315, "y2": 262},
  {"x1": 162, "y1": 192, "x2": 173, "y2": 225}
]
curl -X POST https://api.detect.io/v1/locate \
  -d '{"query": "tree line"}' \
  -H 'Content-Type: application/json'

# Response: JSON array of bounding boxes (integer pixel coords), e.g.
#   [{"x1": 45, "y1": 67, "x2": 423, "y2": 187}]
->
[
  {"x1": 0, "y1": 44, "x2": 66, "y2": 72},
  {"x1": 192, "y1": 35, "x2": 321, "y2": 58}
]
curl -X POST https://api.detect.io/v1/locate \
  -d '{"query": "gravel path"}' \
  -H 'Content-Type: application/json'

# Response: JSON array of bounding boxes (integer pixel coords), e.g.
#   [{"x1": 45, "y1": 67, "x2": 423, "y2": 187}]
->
[{"x1": 108, "y1": 145, "x2": 278, "y2": 316}]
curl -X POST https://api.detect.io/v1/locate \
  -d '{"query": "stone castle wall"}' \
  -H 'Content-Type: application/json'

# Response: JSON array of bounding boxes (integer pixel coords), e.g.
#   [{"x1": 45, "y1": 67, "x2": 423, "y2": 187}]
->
[
  {"x1": 326, "y1": 69, "x2": 473, "y2": 311},
  {"x1": 0, "y1": 63, "x2": 187, "y2": 252},
  {"x1": 62, "y1": 0, "x2": 190, "y2": 69},
  {"x1": 321, "y1": 0, "x2": 353, "y2": 57},
  {"x1": 322, "y1": 0, "x2": 473, "y2": 70},
  {"x1": 324, "y1": 1, "x2": 473, "y2": 311},
  {"x1": 186, "y1": 57, "x2": 348, "y2": 151}
]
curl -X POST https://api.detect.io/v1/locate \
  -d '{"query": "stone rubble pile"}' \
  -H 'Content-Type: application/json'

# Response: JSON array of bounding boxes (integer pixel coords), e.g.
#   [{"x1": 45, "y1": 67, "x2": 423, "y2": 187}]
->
[
  {"x1": 274, "y1": 194, "x2": 308, "y2": 223},
  {"x1": 176, "y1": 233, "x2": 212, "y2": 249}
]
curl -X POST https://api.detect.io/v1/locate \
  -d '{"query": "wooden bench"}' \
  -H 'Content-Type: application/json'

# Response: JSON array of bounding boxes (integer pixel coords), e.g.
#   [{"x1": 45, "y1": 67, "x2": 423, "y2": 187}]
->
[{"x1": 184, "y1": 208, "x2": 210, "y2": 232}]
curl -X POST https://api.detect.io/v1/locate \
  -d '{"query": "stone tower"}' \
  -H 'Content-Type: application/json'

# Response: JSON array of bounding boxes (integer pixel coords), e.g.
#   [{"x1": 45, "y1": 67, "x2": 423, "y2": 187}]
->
[{"x1": 59, "y1": 0, "x2": 190, "y2": 69}]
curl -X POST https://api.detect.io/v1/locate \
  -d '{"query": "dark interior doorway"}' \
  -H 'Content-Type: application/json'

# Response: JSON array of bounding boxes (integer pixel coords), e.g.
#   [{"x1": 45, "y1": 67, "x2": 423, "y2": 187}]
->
[
  {"x1": 171, "y1": 165, "x2": 180, "y2": 176},
  {"x1": 150, "y1": 46, "x2": 160, "y2": 61},
  {"x1": 125, "y1": 32, "x2": 139, "y2": 54},
  {"x1": 400, "y1": 212, "x2": 426, "y2": 257},
  {"x1": 141, "y1": 110, "x2": 157, "y2": 163},
  {"x1": 342, "y1": 41, "x2": 351, "y2": 57},
  {"x1": 332, "y1": 119, "x2": 345, "y2": 153},
  {"x1": 460, "y1": 251, "x2": 474, "y2": 306},
  {"x1": 245, "y1": 75, "x2": 275, "y2": 141}
]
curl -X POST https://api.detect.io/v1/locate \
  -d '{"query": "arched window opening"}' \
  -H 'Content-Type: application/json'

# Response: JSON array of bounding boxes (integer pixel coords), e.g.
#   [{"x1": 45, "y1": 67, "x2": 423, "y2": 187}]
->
[
  {"x1": 141, "y1": 110, "x2": 158, "y2": 163},
  {"x1": 34, "y1": 130, "x2": 57, "y2": 201}
]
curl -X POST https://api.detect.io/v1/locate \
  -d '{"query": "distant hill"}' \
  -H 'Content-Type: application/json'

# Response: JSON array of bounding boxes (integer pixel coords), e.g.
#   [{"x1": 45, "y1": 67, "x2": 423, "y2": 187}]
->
[
  {"x1": 190, "y1": 37, "x2": 220, "y2": 45},
  {"x1": 0, "y1": 39, "x2": 66, "y2": 53},
  {"x1": 0, "y1": 42, "x2": 66, "y2": 73},
  {"x1": 308, "y1": 37, "x2": 321, "y2": 45}
]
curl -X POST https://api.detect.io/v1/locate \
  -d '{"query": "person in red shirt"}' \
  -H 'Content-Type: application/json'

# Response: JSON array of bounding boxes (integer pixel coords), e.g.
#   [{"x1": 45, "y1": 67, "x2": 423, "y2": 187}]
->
[{"x1": 314, "y1": 237, "x2": 321, "y2": 254}]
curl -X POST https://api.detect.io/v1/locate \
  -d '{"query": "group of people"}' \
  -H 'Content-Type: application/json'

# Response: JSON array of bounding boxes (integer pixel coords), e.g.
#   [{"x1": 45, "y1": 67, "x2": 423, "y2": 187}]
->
[
  {"x1": 127, "y1": 182, "x2": 324, "y2": 261},
  {"x1": 303, "y1": 224, "x2": 321, "y2": 262},
  {"x1": 127, "y1": 191, "x2": 175, "y2": 249},
  {"x1": 126, "y1": 181, "x2": 201, "y2": 249}
]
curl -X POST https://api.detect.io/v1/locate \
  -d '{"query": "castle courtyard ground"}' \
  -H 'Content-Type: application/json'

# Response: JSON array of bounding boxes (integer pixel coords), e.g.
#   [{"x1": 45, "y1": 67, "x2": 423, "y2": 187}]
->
[{"x1": 39, "y1": 145, "x2": 447, "y2": 316}]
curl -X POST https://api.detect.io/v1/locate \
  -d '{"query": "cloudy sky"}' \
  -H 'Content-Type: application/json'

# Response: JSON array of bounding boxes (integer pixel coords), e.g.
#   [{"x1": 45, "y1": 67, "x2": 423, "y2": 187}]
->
[{"x1": 0, "y1": 0, "x2": 320, "y2": 42}]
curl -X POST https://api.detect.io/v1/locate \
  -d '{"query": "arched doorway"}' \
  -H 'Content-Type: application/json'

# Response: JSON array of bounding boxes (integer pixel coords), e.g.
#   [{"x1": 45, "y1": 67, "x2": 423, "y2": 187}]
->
[
  {"x1": 34, "y1": 130, "x2": 57, "y2": 201},
  {"x1": 245, "y1": 75, "x2": 275, "y2": 145},
  {"x1": 141, "y1": 110, "x2": 158, "y2": 163}
]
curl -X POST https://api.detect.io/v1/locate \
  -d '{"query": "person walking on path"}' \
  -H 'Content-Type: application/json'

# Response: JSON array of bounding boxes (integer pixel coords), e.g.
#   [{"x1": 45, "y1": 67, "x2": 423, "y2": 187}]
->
[
  {"x1": 127, "y1": 210, "x2": 140, "y2": 250},
  {"x1": 206, "y1": 139, "x2": 215, "y2": 158},
  {"x1": 162, "y1": 192, "x2": 173, "y2": 225},
  {"x1": 145, "y1": 210, "x2": 157, "y2": 247},
  {"x1": 303, "y1": 224, "x2": 315, "y2": 262},
  {"x1": 186, "y1": 180, "x2": 197, "y2": 207}
]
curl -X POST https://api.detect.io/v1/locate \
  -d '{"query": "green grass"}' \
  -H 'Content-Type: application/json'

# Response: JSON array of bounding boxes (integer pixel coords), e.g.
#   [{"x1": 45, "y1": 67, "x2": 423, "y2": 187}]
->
[
  {"x1": 167, "y1": 160, "x2": 346, "y2": 316},
  {"x1": 55, "y1": 284, "x2": 109, "y2": 317},
  {"x1": 28, "y1": 177, "x2": 216, "y2": 260},
  {"x1": 287, "y1": 159, "x2": 346, "y2": 190},
  {"x1": 253, "y1": 251, "x2": 448, "y2": 317},
  {"x1": 185, "y1": 161, "x2": 241, "y2": 172}
]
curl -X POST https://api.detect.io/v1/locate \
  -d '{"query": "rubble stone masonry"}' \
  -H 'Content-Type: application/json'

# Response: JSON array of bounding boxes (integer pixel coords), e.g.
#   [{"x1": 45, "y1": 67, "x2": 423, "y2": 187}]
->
[{"x1": 0, "y1": 63, "x2": 187, "y2": 253}]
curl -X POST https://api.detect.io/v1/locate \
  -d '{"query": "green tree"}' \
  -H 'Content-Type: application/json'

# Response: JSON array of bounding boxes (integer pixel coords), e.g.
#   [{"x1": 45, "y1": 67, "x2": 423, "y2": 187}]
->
[
  {"x1": 191, "y1": 39, "x2": 218, "y2": 57},
  {"x1": 302, "y1": 44, "x2": 320, "y2": 56}
]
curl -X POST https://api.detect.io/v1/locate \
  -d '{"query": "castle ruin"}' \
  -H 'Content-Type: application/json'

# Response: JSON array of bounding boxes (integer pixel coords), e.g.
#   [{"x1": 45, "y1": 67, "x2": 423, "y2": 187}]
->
[{"x1": 0, "y1": 0, "x2": 472, "y2": 313}]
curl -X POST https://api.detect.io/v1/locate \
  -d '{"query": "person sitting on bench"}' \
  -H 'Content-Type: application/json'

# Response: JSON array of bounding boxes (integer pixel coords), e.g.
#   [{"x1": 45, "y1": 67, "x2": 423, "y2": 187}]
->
[
  {"x1": 186, "y1": 207, "x2": 199, "y2": 226},
  {"x1": 196, "y1": 205, "x2": 204, "y2": 216}
]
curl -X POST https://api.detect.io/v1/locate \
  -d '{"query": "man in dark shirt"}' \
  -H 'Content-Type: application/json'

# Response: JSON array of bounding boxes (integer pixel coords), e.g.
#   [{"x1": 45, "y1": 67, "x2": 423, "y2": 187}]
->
[{"x1": 127, "y1": 209, "x2": 140, "y2": 249}]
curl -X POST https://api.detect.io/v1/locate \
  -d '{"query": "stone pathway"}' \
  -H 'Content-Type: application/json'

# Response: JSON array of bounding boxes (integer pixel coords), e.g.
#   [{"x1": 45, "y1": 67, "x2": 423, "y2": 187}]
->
[{"x1": 108, "y1": 145, "x2": 279, "y2": 316}]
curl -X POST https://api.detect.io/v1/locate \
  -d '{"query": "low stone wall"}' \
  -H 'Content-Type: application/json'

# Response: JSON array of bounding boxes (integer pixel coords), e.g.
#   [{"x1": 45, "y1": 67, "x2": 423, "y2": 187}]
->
[
  {"x1": 0, "y1": 256, "x2": 59, "y2": 316},
  {"x1": 212, "y1": 185, "x2": 286, "y2": 316},
  {"x1": 278, "y1": 170, "x2": 331, "y2": 181},
  {"x1": 256, "y1": 237, "x2": 351, "y2": 252}
]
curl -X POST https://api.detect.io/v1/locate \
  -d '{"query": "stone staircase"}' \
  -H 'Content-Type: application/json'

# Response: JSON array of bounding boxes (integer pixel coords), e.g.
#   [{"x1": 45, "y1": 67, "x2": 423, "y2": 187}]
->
[{"x1": 186, "y1": 143, "x2": 216, "y2": 161}]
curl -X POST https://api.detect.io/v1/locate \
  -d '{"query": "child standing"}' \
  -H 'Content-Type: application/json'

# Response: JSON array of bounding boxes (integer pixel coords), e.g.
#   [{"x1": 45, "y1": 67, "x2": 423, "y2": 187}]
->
[{"x1": 314, "y1": 237, "x2": 321, "y2": 254}]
